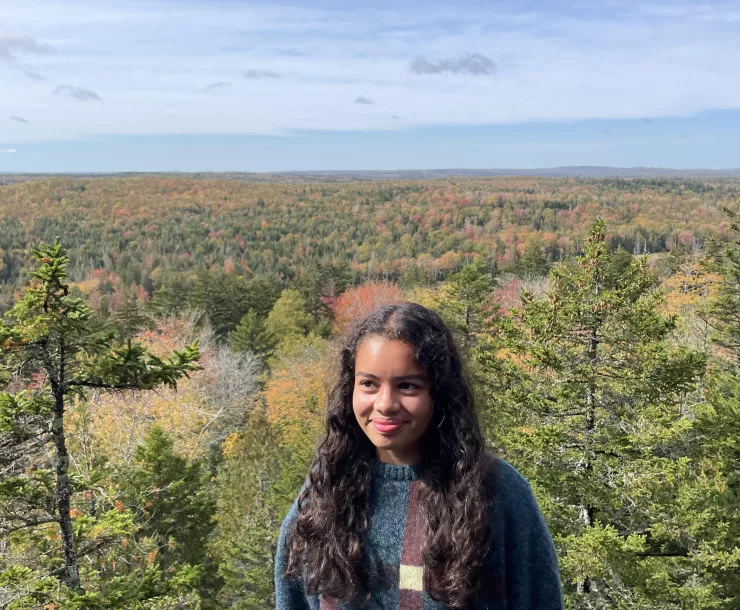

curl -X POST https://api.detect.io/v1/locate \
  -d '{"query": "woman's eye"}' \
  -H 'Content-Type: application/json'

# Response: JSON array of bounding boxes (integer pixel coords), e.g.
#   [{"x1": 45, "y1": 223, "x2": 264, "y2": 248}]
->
[{"x1": 399, "y1": 382, "x2": 418, "y2": 390}]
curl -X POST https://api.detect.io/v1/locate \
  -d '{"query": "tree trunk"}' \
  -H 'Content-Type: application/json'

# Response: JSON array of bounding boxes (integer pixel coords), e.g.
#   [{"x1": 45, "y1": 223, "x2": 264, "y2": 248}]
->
[
  {"x1": 52, "y1": 391, "x2": 82, "y2": 592},
  {"x1": 577, "y1": 324, "x2": 598, "y2": 595}
]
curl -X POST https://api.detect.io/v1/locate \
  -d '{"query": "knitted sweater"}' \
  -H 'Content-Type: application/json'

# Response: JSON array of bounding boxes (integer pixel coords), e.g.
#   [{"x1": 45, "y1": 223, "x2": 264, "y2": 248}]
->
[{"x1": 274, "y1": 456, "x2": 564, "y2": 610}]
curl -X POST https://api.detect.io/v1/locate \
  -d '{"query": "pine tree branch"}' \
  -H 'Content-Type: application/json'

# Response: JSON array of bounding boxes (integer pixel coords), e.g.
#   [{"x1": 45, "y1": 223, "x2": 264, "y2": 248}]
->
[
  {"x1": 635, "y1": 549, "x2": 689, "y2": 557},
  {"x1": 1, "y1": 517, "x2": 57, "y2": 535},
  {"x1": 545, "y1": 409, "x2": 588, "y2": 418},
  {"x1": 66, "y1": 380, "x2": 143, "y2": 390}
]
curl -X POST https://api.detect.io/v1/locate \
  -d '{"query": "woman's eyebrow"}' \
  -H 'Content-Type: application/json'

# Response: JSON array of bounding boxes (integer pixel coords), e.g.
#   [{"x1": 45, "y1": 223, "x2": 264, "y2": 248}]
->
[{"x1": 355, "y1": 371, "x2": 427, "y2": 381}]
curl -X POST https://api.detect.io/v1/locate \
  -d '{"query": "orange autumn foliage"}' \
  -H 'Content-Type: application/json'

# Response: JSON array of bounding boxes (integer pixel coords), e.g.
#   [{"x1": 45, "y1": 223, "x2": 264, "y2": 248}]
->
[{"x1": 332, "y1": 280, "x2": 405, "y2": 333}]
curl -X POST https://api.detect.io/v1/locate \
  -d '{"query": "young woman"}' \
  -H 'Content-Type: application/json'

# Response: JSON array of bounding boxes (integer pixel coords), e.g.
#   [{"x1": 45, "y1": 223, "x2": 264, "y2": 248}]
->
[{"x1": 275, "y1": 302, "x2": 563, "y2": 609}]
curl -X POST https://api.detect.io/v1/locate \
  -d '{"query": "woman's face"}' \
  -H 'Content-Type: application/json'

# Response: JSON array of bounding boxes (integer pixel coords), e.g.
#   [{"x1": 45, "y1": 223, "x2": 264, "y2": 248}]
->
[{"x1": 352, "y1": 335, "x2": 434, "y2": 466}]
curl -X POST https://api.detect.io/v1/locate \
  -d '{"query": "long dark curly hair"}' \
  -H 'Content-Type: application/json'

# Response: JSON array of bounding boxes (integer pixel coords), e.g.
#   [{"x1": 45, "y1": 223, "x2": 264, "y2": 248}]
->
[{"x1": 285, "y1": 301, "x2": 494, "y2": 609}]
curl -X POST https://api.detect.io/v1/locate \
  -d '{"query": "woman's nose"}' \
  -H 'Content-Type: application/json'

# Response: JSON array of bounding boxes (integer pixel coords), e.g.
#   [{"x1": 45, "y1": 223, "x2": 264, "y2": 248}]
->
[{"x1": 375, "y1": 385, "x2": 400, "y2": 412}]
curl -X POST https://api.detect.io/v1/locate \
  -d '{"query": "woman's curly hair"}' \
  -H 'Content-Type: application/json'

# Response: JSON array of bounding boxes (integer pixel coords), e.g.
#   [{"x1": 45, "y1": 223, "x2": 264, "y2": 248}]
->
[{"x1": 285, "y1": 302, "x2": 494, "y2": 609}]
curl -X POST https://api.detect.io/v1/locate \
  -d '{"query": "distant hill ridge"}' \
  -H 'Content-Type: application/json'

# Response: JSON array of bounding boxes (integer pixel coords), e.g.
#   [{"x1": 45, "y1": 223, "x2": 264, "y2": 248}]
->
[
  {"x1": 2, "y1": 166, "x2": 740, "y2": 185},
  {"x1": 271, "y1": 166, "x2": 740, "y2": 179}
]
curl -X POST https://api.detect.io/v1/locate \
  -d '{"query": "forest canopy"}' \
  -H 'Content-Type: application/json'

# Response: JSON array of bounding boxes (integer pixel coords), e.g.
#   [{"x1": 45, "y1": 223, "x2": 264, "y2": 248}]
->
[{"x1": 1, "y1": 175, "x2": 739, "y2": 609}]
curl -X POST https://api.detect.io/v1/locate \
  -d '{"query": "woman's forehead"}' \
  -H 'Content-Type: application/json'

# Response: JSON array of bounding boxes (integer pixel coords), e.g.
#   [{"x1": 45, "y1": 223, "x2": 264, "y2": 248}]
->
[{"x1": 355, "y1": 336, "x2": 424, "y2": 374}]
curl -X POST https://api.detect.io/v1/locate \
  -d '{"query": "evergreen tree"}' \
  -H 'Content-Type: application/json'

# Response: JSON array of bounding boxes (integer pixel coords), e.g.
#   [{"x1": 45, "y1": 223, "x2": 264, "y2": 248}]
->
[
  {"x1": 211, "y1": 406, "x2": 292, "y2": 610},
  {"x1": 265, "y1": 289, "x2": 312, "y2": 344},
  {"x1": 685, "y1": 202, "x2": 740, "y2": 605},
  {"x1": 436, "y1": 260, "x2": 495, "y2": 352},
  {"x1": 185, "y1": 272, "x2": 279, "y2": 340},
  {"x1": 243, "y1": 274, "x2": 281, "y2": 319},
  {"x1": 148, "y1": 276, "x2": 193, "y2": 318},
  {"x1": 190, "y1": 270, "x2": 237, "y2": 338},
  {"x1": 690, "y1": 371, "x2": 740, "y2": 605},
  {"x1": 293, "y1": 261, "x2": 352, "y2": 332},
  {"x1": 518, "y1": 239, "x2": 550, "y2": 278},
  {"x1": 114, "y1": 289, "x2": 150, "y2": 339},
  {"x1": 116, "y1": 426, "x2": 217, "y2": 588},
  {"x1": 230, "y1": 309, "x2": 278, "y2": 361},
  {"x1": 97, "y1": 293, "x2": 111, "y2": 319},
  {"x1": 0, "y1": 240, "x2": 200, "y2": 597},
  {"x1": 435, "y1": 261, "x2": 499, "y2": 440},
  {"x1": 399, "y1": 260, "x2": 435, "y2": 290},
  {"x1": 487, "y1": 221, "x2": 707, "y2": 607},
  {"x1": 707, "y1": 205, "x2": 740, "y2": 363},
  {"x1": 663, "y1": 240, "x2": 694, "y2": 276},
  {"x1": 602, "y1": 245, "x2": 636, "y2": 288}
]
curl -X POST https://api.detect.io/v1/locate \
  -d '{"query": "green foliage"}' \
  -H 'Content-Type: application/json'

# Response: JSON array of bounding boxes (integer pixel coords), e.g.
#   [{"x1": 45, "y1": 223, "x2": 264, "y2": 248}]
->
[
  {"x1": 399, "y1": 259, "x2": 435, "y2": 289},
  {"x1": 293, "y1": 260, "x2": 352, "y2": 320},
  {"x1": 1, "y1": 189, "x2": 740, "y2": 608},
  {"x1": 242, "y1": 275, "x2": 282, "y2": 319},
  {"x1": 657, "y1": 241, "x2": 694, "y2": 278},
  {"x1": 518, "y1": 239, "x2": 550, "y2": 278},
  {"x1": 148, "y1": 271, "x2": 280, "y2": 340},
  {"x1": 484, "y1": 221, "x2": 712, "y2": 608},
  {"x1": 210, "y1": 406, "x2": 300, "y2": 610},
  {"x1": 114, "y1": 291, "x2": 151, "y2": 339},
  {"x1": 708, "y1": 204, "x2": 740, "y2": 362},
  {"x1": 265, "y1": 289, "x2": 313, "y2": 344},
  {"x1": 436, "y1": 259, "x2": 495, "y2": 352},
  {"x1": 87, "y1": 339, "x2": 201, "y2": 391},
  {"x1": 117, "y1": 426, "x2": 216, "y2": 569},
  {"x1": 229, "y1": 310, "x2": 277, "y2": 361},
  {"x1": 602, "y1": 245, "x2": 637, "y2": 288},
  {"x1": 0, "y1": 239, "x2": 201, "y2": 600},
  {"x1": 691, "y1": 370, "x2": 740, "y2": 603},
  {"x1": 147, "y1": 278, "x2": 192, "y2": 319},
  {"x1": 189, "y1": 270, "x2": 253, "y2": 338}
]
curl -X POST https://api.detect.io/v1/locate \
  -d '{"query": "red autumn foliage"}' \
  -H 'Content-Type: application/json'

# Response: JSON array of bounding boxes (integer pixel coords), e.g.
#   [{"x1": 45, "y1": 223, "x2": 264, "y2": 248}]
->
[{"x1": 331, "y1": 281, "x2": 405, "y2": 333}]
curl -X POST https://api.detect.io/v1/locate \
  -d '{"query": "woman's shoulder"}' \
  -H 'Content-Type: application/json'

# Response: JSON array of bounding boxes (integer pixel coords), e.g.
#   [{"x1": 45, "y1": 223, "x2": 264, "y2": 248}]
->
[
  {"x1": 280, "y1": 475, "x2": 311, "y2": 532},
  {"x1": 480, "y1": 451, "x2": 540, "y2": 513},
  {"x1": 479, "y1": 454, "x2": 564, "y2": 607}
]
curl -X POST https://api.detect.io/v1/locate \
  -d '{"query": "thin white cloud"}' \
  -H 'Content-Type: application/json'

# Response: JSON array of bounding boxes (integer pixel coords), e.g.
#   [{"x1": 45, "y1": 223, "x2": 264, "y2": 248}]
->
[
  {"x1": 355, "y1": 96, "x2": 374, "y2": 105},
  {"x1": 244, "y1": 69, "x2": 280, "y2": 79},
  {"x1": 0, "y1": 149, "x2": 18, "y2": 153},
  {"x1": 205, "y1": 81, "x2": 232, "y2": 90},
  {"x1": 0, "y1": 35, "x2": 53, "y2": 60},
  {"x1": 410, "y1": 53, "x2": 496, "y2": 75},
  {"x1": 53, "y1": 85, "x2": 102, "y2": 101},
  {"x1": 0, "y1": 35, "x2": 52, "y2": 81},
  {"x1": 1, "y1": 0, "x2": 740, "y2": 142},
  {"x1": 21, "y1": 68, "x2": 45, "y2": 81}
]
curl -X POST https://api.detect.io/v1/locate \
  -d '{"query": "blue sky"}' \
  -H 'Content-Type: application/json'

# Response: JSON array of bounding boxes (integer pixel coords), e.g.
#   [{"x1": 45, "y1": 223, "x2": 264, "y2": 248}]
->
[{"x1": 1, "y1": 0, "x2": 739, "y2": 172}]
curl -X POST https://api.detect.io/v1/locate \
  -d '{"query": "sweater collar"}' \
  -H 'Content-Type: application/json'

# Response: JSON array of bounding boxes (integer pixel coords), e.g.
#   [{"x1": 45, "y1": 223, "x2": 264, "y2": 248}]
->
[{"x1": 371, "y1": 458, "x2": 424, "y2": 481}]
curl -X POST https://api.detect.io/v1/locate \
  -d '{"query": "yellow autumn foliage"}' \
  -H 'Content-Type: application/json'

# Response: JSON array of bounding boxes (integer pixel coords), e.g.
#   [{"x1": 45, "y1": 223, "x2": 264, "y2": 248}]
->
[
  {"x1": 88, "y1": 377, "x2": 213, "y2": 461},
  {"x1": 69, "y1": 278, "x2": 100, "y2": 295},
  {"x1": 81, "y1": 315, "x2": 259, "y2": 461},
  {"x1": 221, "y1": 432, "x2": 241, "y2": 459},
  {"x1": 402, "y1": 286, "x2": 441, "y2": 311},
  {"x1": 660, "y1": 262, "x2": 723, "y2": 351},
  {"x1": 263, "y1": 344, "x2": 329, "y2": 463},
  {"x1": 661, "y1": 263, "x2": 721, "y2": 317}
]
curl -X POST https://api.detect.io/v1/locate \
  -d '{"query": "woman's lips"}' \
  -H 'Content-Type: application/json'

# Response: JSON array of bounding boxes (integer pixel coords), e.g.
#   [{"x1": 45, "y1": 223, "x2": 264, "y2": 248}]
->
[{"x1": 371, "y1": 420, "x2": 406, "y2": 434}]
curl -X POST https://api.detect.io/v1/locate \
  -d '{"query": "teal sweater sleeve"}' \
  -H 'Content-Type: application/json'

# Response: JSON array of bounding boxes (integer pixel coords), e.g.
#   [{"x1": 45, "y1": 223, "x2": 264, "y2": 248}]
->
[
  {"x1": 492, "y1": 460, "x2": 564, "y2": 609},
  {"x1": 274, "y1": 497, "x2": 311, "y2": 609}
]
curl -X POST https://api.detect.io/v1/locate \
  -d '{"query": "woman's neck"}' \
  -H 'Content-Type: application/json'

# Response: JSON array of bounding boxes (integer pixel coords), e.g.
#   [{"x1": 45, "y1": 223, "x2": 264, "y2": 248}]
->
[{"x1": 376, "y1": 446, "x2": 421, "y2": 466}]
